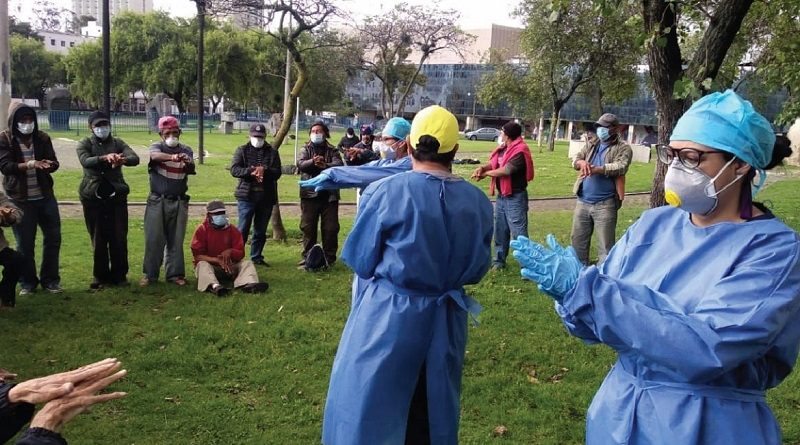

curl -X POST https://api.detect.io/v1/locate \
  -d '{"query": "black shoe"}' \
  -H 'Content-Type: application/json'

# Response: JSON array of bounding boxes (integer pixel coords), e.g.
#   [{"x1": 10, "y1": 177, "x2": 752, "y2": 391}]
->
[
  {"x1": 89, "y1": 281, "x2": 104, "y2": 291},
  {"x1": 240, "y1": 282, "x2": 269, "y2": 293},
  {"x1": 209, "y1": 285, "x2": 229, "y2": 297},
  {"x1": 296, "y1": 259, "x2": 306, "y2": 267},
  {"x1": 252, "y1": 258, "x2": 270, "y2": 267}
]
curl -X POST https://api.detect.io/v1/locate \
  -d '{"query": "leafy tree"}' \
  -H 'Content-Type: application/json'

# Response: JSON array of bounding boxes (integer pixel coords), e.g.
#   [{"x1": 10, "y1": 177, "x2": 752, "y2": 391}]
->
[
  {"x1": 479, "y1": 0, "x2": 639, "y2": 151},
  {"x1": 9, "y1": 36, "x2": 64, "y2": 105},
  {"x1": 358, "y1": 4, "x2": 473, "y2": 117},
  {"x1": 205, "y1": 26, "x2": 257, "y2": 112},
  {"x1": 62, "y1": 40, "x2": 104, "y2": 107},
  {"x1": 9, "y1": 18, "x2": 41, "y2": 41}
]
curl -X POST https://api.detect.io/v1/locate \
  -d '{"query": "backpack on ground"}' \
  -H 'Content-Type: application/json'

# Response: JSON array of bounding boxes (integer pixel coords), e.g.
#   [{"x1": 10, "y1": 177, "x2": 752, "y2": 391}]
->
[{"x1": 304, "y1": 244, "x2": 328, "y2": 272}]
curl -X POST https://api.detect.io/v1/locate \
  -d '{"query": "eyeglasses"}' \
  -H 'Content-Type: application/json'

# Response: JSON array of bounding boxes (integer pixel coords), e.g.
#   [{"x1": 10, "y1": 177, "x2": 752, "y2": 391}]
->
[{"x1": 656, "y1": 144, "x2": 724, "y2": 168}]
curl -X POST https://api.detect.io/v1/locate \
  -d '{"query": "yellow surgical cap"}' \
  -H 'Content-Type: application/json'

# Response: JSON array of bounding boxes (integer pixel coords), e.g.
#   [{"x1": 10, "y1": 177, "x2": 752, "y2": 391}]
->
[{"x1": 410, "y1": 105, "x2": 460, "y2": 154}]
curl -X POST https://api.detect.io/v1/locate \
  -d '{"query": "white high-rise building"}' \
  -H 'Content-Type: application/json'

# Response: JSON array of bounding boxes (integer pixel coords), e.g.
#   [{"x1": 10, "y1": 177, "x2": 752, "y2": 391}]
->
[{"x1": 72, "y1": 0, "x2": 154, "y2": 25}]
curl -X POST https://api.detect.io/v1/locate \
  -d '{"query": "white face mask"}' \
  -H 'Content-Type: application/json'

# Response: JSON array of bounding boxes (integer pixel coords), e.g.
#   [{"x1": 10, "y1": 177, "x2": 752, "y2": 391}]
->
[
  {"x1": 310, "y1": 133, "x2": 324, "y2": 145},
  {"x1": 17, "y1": 122, "x2": 35, "y2": 135},
  {"x1": 375, "y1": 141, "x2": 396, "y2": 160},
  {"x1": 164, "y1": 136, "x2": 179, "y2": 148},
  {"x1": 250, "y1": 137, "x2": 265, "y2": 148},
  {"x1": 93, "y1": 126, "x2": 111, "y2": 140},
  {"x1": 664, "y1": 156, "x2": 743, "y2": 215}
]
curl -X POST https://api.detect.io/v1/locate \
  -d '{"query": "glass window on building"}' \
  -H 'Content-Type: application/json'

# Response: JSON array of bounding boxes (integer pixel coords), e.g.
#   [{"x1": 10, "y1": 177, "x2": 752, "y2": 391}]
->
[
  {"x1": 70, "y1": 42, "x2": 75, "y2": 47},
  {"x1": 61, "y1": 41, "x2": 65, "y2": 47},
  {"x1": 50, "y1": 39, "x2": 55, "y2": 46}
]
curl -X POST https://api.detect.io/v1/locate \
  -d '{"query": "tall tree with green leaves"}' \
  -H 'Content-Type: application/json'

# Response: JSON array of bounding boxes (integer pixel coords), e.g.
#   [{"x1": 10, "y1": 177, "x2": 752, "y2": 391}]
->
[
  {"x1": 62, "y1": 40, "x2": 104, "y2": 107},
  {"x1": 9, "y1": 36, "x2": 65, "y2": 105},
  {"x1": 204, "y1": 26, "x2": 256, "y2": 112},
  {"x1": 479, "y1": 0, "x2": 639, "y2": 151}
]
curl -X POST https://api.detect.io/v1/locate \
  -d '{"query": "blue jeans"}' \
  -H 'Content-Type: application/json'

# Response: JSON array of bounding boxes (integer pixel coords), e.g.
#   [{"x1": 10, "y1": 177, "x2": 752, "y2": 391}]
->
[
  {"x1": 237, "y1": 198, "x2": 273, "y2": 262},
  {"x1": 142, "y1": 194, "x2": 189, "y2": 281},
  {"x1": 12, "y1": 195, "x2": 61, "y2": 290},
  {"x1": 570, "y1": 197, "x2": 619, "y2": 265},
  {"x1": 493, "y1": 190, "x2": 529, "y2": 267}
]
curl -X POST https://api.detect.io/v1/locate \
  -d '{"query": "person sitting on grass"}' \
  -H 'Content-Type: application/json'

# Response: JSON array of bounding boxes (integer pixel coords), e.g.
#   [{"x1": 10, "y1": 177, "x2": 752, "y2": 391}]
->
[{"x1": 190, "y1": 200, "x2": 268, "y2": 297}]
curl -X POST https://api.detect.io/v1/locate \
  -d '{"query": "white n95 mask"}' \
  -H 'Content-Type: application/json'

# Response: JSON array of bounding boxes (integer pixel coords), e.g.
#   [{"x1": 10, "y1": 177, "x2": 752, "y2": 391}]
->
[{"x1": 663, "y1": 157, "x2": 743, "y2": 215}]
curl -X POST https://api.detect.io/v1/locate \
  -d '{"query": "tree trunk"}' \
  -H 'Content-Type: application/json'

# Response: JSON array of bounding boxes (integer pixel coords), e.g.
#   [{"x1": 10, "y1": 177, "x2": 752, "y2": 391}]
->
[
  {"x1": 642, "y1": 0, "x2": 754, "y2": 208},
  {"x1": 269, "y1": 54, "x2": 310, "y2": 242},
  {"x1": 547, "y1": 105, "x2": 561, "y2": 152}
]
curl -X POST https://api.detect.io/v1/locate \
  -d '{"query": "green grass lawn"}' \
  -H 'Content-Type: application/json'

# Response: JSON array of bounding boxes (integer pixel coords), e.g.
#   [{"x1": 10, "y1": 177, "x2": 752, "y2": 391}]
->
[
  {"x1": 1, "y1": 179, "x2": 799, "y2": 444},
  {"x1": 48, "y1": 130, "x2": 656, "y2": 203}
]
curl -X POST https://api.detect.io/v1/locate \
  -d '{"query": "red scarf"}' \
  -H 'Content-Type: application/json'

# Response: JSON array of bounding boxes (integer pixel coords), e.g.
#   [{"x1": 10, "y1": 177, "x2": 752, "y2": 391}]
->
[{"x1": 488, "y1": 138, "x2": 534, "y2": 196}]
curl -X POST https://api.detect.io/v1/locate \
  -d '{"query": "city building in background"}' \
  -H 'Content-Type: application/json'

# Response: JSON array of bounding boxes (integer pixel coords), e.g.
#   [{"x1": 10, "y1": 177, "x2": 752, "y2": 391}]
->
[
  {"x1": 72, "y1": 0, "x2": 154, "y2": 25},
  {"x1": 37, "y1": 29, "x2": 92, "y2": 54}
]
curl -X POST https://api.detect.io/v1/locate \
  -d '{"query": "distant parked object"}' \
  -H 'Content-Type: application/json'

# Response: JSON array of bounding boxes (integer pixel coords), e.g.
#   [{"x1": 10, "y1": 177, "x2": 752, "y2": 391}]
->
[{"x1": 465, "y1": 127, "x2": 501, "y2": 141}]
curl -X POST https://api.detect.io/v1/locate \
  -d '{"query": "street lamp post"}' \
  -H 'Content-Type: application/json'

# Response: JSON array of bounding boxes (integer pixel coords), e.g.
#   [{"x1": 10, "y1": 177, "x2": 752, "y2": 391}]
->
[
  {"x1": 193, "y1": 0, "x2": 206, "y2": 164},
  {"x1": 467, "y1": 92, "x2": 477, "y2": 130}
]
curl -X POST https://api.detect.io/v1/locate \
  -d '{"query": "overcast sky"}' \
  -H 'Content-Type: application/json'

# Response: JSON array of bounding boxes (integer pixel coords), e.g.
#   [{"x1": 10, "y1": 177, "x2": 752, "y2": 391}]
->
[{"x1": 12, "y1": 0, "x2": 524, "y2": 30}]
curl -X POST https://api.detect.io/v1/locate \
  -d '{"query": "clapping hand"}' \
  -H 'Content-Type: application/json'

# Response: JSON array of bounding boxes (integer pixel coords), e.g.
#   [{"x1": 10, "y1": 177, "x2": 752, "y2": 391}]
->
[
  {"x1": 511, "y1": 234, "x2": 583, "y2": 302},
  {"x1": 7, "y1": 358, "x2": 121, "y2": 405},
  {"x1": 251, "y1": 166, "x2": 265, "y2": 183}
]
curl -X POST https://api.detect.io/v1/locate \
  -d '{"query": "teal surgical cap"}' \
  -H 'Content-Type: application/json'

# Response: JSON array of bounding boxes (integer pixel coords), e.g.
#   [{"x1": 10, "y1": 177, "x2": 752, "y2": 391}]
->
[
  {"x1": 382, "y1": 117, "x2": 412, "y2": 141},
  {"x1": 670, "y1": 90, "x2": 775, "y2": 193},
  {"x1": 670, "y1": 90, "x2": 776, "y2": 168}
]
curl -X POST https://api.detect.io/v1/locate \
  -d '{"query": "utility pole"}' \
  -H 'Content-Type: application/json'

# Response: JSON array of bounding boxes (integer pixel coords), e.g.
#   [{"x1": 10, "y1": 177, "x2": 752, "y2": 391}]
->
[
  {"x1": 0, "y1": 0, "x2": 10, "y2": 128},
  {"x1": 283, "y1": 3, "x2": 292, "y2": 162},
  {"x1": 195, "y1": 0, "x2": 206, "y2": 164},
  {"x1": 102, "y1": 0, "x2": 110, "y2": 114}
]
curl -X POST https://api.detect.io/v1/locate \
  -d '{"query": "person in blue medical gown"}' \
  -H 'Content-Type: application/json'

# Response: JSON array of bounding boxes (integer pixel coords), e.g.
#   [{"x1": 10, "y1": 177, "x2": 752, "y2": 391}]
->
[
  {"x1": 322, "y1": 106, "x2": 493, "y2": 445},
  {"x1": 512, "y1": 90, "x2": 799, "y2": 444},
  {"x1": 299, "y1": 117, "x2": 413, "y2": 193}
]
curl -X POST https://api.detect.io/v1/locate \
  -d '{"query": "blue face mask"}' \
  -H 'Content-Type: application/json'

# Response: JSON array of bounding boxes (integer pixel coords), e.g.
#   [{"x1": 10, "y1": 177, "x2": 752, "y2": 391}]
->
[
  {"x1": 211, "y1": 214, "x2": 228, "y2": 228},
  {"x1": 596, "y1": 126, "x2": 610, "y2": 142}
]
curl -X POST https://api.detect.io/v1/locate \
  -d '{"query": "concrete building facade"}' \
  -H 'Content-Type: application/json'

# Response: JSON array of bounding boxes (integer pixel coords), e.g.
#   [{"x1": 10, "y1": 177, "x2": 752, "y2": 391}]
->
[
  {"x1": 37, "y1": 30, "x2": 92, "y2": 54},
  {"x1": 72, "y1": 0, "x2": 153, "y2": 25}
]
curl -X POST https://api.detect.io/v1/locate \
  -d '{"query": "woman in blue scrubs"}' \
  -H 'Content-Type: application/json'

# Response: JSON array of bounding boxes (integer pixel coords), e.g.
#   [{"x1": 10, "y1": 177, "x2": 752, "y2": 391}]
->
[{"x1": 513, "y1": 90, "x2": 799, "y2": 444}]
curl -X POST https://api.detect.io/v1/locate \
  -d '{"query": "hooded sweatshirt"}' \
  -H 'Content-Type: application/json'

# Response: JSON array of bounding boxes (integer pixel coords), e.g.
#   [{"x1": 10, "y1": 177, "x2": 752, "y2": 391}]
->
[{"x1": 0, "y1": 103, "x2": 60, "y2": 202}]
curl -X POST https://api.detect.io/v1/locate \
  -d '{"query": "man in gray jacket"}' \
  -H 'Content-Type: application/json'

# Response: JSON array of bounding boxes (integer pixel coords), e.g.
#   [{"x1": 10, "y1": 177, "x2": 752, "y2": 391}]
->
[{"x1": 570, "y1": 113, "x2": 632, "y2": 264}]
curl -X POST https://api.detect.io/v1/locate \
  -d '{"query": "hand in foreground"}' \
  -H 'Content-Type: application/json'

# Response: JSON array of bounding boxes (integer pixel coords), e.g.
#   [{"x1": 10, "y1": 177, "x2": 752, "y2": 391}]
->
[
  {"x1": 511, "y1": 234, "x2": 583, "y2": 302},
  {"x1": 218, "y1": 249, "x2": 235, "y2": 274},
  {"x1": 29, "y1": 363, "x2": 127, "y2": 434},
  {"x1": 7, "y1": 358, "x2": 120, "y2": 405},
  {"x1": 298, "y1": 173, "x2": 330, "y2": 192},
  {"x1": 575, "y1": 160, "x2": 592, "y2": 178}
]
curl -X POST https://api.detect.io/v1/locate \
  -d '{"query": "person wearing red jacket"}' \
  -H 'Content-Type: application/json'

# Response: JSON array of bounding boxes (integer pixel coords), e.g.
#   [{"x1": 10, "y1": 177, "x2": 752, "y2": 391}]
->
[{"x1": 190, "y1": 200, "x2": 268, "y2": 296}]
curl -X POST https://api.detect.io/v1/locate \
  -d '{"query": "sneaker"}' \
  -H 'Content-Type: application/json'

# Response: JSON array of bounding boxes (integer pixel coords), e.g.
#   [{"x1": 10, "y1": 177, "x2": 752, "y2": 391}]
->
[
  {"x1": 44, "y1": 284, "x2": 63, "y2": 294},
  {"x1": 491, "y1": 263, "x2": 506, "y2": 271},
  {"x1": 296, "y1": 259, "x2": 306, "y2": 267},
  {"x1": 18, "y1": 288, "x2": 34, "y2": 296},
  {"x1": 209, "y1": 284, "x2": 229, "y2": 297},
  {"x1": 240, "y1": 282, "x2": 269, "y2": 294},
  {"x1": 139, "y1": 277, "x2": 152, "y2": 287},
  {"x1": 252, "y1": 258, "x2": 270, "y2": 267}
]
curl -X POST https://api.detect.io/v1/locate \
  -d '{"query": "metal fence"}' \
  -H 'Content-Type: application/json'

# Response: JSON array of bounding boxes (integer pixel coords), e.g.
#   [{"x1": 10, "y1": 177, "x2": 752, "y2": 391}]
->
[{"x1": 35, "y1": 110, "x2": 365, "y2": 136}]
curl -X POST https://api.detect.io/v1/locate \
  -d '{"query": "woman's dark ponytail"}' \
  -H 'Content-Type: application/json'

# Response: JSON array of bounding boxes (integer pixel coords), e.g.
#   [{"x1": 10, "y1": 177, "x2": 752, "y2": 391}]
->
[{"x1": 765, "y1": 135, "x2": 793, "y2": 170}]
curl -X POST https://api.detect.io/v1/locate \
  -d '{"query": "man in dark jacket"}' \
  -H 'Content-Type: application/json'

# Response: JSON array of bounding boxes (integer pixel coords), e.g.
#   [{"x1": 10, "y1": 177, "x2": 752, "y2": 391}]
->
[
  {"x1": 0, "y1": 103, "x2": 61, "y2": 295},
  {"x1": 297, "y1": 121, "x2": 343, "y2": 266},
  {"x1": 229, "y1": 123, "x2": 282, "y2": 266},
  {"x1": 345, "y1": 126, "x2": 377, "y2": 165},
  {"x1": 337, "y1": 127, "x2": 360, "y2": 150},
  {"x1": 76, "y1": 111, "x2": 140, "y2": 290}
]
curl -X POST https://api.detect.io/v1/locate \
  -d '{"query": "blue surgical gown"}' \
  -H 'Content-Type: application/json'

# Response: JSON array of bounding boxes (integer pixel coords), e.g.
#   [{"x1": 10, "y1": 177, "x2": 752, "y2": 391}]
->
[
  {"x1": 322, "y1": 170, "x2": 493, "y2": 445},
  {"x1": 556, "y1": 205, "x2": 800, "y2": 444},
  {"x1": 316, "y1": 157, "x2": 412, "y2": 190}
]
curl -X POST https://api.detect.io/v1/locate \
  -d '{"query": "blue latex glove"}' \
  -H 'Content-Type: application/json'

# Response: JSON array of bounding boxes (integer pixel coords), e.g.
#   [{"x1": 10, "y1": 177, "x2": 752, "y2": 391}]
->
[
  {"x1": 298, "y1": 173, "x2": 331, "y2": 192},
  {"x1": 511, "y1": 234, "x2": 582, "y2": 302}
]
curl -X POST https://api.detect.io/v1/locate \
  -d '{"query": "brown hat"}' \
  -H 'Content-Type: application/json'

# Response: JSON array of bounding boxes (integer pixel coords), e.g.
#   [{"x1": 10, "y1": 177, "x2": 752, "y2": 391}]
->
[
  {"x1": 596, "y1": 113, "x2": 619, "y2": 127},
  {"x1": 206, "y1": 200, "x2": 226, "y2": 214},
  {"x1": 250, "y1": 123, "x2": 267, "y2": 137}
]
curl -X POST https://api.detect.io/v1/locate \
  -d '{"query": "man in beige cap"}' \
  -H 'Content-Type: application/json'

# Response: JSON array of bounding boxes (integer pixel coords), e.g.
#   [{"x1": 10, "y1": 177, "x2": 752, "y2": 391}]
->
[
  {"x1": 570, "y1": 112, "x2": 632, "y2": 264},
  {"x1": 189, "y1": 200, "x2": 268, "y2": 296}
]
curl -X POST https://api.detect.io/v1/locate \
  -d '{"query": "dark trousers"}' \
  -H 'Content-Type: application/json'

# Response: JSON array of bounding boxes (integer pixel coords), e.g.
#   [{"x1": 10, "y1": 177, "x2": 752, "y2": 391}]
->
[
  {"x1": 405, "y1": 365, "x2": 431, "y2": 445},
  {"x1": 11, "y1": 196, "x2": 61, "y2": 290},
  {"x1": 82, "y1": 200, "x2": 129, "y2": 284},
  {"x1": 300, "y1": 197, "x2": 339, "y2": 263},
  {"x1": 0, "y1": 247, "x2": 24, "y2": 307},
  {"x1": 237, "y1": 197, "x2": 273, "y2": 262}
]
